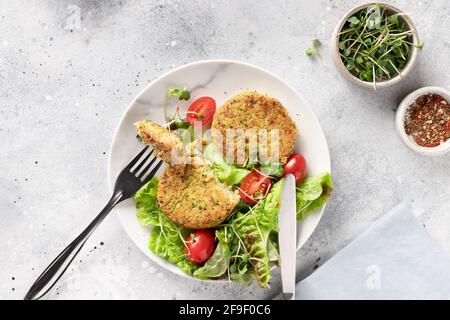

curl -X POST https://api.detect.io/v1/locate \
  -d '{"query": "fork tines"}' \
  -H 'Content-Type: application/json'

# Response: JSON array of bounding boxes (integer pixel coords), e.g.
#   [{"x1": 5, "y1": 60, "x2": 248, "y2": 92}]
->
[{"x1": 128, "y1": 147, "x2": 162, "y2": 181}]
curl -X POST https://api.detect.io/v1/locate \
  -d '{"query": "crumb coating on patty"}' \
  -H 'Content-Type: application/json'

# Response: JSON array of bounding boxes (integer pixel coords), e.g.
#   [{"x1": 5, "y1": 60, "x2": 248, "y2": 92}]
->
[
  {"x1": 157, "y1": 164, "x2": 240, "y2": 229},
  {"x1": 135, "y1": 120, "x2": 185, "y2": 173},
  {"x1": 211, "y1": 91, "x2": 297, "y2": 165}
]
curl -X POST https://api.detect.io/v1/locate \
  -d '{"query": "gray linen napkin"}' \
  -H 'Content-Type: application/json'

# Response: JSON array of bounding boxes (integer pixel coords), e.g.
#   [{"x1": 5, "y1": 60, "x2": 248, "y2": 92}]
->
[{"x1": 295, "y1": 203, "x2": 450, "y2": 299}]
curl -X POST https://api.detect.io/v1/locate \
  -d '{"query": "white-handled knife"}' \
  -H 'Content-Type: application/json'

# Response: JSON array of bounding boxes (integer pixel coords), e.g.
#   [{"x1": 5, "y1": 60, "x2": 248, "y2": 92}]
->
[{"x1": 278, "y1": 173, "x2": 297, "y2": 300}]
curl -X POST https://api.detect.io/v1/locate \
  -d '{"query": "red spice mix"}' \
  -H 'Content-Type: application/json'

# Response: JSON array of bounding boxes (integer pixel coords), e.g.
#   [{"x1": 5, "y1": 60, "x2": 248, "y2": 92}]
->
[{"x1": 404, "y1": 93, "x2": 450, "y2": 147}]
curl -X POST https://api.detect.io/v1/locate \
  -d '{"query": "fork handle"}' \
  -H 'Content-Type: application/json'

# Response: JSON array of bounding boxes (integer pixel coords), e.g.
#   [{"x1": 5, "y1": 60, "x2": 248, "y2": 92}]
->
[{"x1": 24, "y1": 192, "x2": 124, "y2": 300}]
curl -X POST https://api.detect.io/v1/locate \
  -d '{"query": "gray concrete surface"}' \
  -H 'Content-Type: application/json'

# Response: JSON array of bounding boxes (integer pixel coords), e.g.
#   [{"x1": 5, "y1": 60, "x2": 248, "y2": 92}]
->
[{"x1": 0, "y1": 0, "x2": 449, "y2": 300}]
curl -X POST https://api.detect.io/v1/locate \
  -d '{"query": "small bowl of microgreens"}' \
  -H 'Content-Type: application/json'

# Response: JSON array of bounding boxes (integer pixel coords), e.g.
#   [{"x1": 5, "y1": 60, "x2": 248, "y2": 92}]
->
[{"x1": 331, "y1": 2, "x2": 422, "y2": 90}]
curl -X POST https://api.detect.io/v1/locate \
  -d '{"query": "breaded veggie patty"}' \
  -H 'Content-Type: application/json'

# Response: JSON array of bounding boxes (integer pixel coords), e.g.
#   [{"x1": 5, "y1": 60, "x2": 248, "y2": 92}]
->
[
  {"x1": 211, "y1": 91, "x2": 297, "y2": 165},
  {"x1": 157, "y1": 164, "x2": 240, "y2": 229},
  {"x1": 135, "y1": 120, "x2": 185, "y2": 173}
]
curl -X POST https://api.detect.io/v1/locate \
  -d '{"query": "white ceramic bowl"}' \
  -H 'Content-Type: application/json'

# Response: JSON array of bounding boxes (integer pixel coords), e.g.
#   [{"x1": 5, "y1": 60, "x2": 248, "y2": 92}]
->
[
  {"x1": 395, "y1": 86, "x2": 450, "y2": 156},
  {"x1": 108, "y1": 60, "x2": 331, "y2": 282},
  {"x1": 331, "y1": 2, "x2": 420, "y2": 89}
]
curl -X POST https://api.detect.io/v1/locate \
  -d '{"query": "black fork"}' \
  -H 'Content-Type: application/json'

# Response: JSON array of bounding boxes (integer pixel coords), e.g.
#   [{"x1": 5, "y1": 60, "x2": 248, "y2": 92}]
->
[{"x1": 24, "y1": 146, "x2": 162, "y2": 300}]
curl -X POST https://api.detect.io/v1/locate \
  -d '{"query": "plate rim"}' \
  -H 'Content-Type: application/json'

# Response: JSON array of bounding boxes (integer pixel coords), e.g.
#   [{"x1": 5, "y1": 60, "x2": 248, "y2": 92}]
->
[{"x1": 107, "y1": 59, "x2": 331, "y2": 283}]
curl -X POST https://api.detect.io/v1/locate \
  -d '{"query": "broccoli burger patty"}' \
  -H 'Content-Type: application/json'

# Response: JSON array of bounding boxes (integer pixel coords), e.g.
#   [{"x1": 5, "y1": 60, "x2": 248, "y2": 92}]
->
[
  {"x1": 157, "y1": 164, "x2": 240, "y2": 229},
  {"x1": 212, "y1": 91, "x2": 297, "y2": 165},
  {"x1": 135, "y1": 120, "x2": 185, "y2": 174}
]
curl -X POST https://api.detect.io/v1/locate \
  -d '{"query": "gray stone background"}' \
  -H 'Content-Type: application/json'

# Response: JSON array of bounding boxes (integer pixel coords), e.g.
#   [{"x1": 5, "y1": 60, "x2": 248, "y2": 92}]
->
[{"x1": 0, "y1": 0, "x2": 449, "y2": 299}]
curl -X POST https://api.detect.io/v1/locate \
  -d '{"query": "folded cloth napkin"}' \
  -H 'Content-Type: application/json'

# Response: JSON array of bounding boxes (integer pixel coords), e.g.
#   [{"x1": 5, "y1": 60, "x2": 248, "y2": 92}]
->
[{"x1": 295, "y1": 203, "x2": 450, "y2": 299}]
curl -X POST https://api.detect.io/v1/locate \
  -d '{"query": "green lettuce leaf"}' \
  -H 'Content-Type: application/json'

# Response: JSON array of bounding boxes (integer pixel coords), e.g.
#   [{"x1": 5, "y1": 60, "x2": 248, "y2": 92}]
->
[
  {"x1": 134, "y1": 178, "x2": 199, "y2": 275},
  {"x1": 213, "y1": 163, "x2": 250, "y2": 185},
  {"x1": 230, "y1": 271, "x2": 255, "y2": 286},
  {"x1": 231, "y1": 179, "x2": 284, "y2": 287},
  {"x1": 260, "y1": 161, "x2": 283, "y2": 177},
  {"x1": 267, "y1": 236, "x2": 280, "y2": 263},
  {"x1": 148, "y1": 215, "x2": 198, "y2": 275},
  {"x1": 203, "y1": 143, "x2": 249, "y2": 185},
  {"x1": 193, "y1": 242, "x2": 230, "y2": 278},
  {"x1": 135, "y1": 177, "x2": 161, "y2": 226},
  {"x1": 296, "y1": 172, "x2": 333, "y2": 220}
]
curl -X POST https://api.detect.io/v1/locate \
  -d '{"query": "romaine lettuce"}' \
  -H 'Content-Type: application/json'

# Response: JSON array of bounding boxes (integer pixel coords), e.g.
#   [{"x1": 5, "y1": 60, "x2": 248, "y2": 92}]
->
[
  {"x1": 230, "y1": 179, "x2": 284, "y2": 287},
  {"x1": 135, "y1": 171, "x2": 333, "y2": 287},
  {"x1": 260, "y1": 161, "x2": 283, "y2": 177},
  {"x1": 193, "y1": 242, "x2": 229, "y2": 278},
  {"x1": 203, "y1": 143, "x2": 249, "y2": 185},
  {"x1": 296, "y1": 172, "x2": 333, "y2": 220},
  {"x1": 135, "y1": 177, "x2": 161, "y2": 226},
  {"x1": 148, "y1": 215, "x2": 198, "y2": 275}
]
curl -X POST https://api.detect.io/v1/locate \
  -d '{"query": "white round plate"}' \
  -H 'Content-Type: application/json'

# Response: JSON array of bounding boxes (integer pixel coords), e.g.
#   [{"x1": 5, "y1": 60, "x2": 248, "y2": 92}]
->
[{"x1": 108, "y1": 60, "x2": 331, "y2": 281}]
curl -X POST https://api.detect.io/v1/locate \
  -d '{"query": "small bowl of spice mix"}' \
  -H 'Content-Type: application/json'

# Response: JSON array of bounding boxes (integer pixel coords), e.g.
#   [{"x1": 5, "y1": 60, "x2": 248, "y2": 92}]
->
[
  {"x1": 396, "y1": 87, "x2": 450, "y2": 156},
  {"x1": 331, "y1": 3, "x2": 422, "y2": 90}
]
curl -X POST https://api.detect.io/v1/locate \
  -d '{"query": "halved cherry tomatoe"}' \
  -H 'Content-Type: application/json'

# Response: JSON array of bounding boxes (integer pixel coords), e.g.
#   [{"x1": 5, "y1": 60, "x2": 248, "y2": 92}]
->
[
  {"x1": 184, "y1": 229, "x2": 216, "y2": 264},
  {"x1": 282, "y1": 153, "x2": 307, "y2": 185},
  {"x1": 239, "y1": 171, "x2": 272, "y2": 205},
  {"x1": 186, "y1": 96, "x2": 216, "y2": 127}
]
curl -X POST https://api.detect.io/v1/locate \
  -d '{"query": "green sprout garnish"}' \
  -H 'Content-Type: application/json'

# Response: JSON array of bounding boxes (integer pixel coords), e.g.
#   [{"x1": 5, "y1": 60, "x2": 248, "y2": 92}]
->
[
  {"x1": 167, "y1": 87, "x2": 191, "y2": 101},
  {"x1": 306, "y1": 48, "x2": 315, "y2": 56},
  {"x1": 338, "y1": 4, "x2": 424, "y2": 88},
  {"x1": 306, "y1": 39, "x2": 325, "y2": 65}
]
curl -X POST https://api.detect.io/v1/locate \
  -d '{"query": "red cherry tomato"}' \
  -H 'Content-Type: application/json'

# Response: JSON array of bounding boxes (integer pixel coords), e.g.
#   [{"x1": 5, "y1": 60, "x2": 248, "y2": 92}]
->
[
  {"x1": 282, "y1": 153, "x2": 307, "y2": 185},
  {"x1": 186, "y1": 96, "x2": 216, "y2": 127},
  {"x1": 239, "y1": 171, "x2": 272, "y2": 205},
  {"x1": 184, "y1": 229, "x2": 216, "y2": 264}
]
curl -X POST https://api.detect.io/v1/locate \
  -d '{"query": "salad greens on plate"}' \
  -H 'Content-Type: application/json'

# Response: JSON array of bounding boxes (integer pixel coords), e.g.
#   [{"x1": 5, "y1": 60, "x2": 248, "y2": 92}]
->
[
  {"x1": 134, "y1": 86, "x2": 333, "y2": 288},
  {"x1": 135, "y1": 145, "x2": 333, "y2": 287}
]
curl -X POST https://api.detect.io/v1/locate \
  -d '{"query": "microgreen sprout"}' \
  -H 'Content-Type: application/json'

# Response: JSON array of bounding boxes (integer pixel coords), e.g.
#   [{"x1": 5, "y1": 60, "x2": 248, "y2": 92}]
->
[
  {"x1": 338, "y1": 4, "x2": 423, "y2": 88},
  {"x1": 306, "y1": 48, "x2": 315, "y2": 56},
  {"x1": 167, "y1": 87, "x2": 190, "y2": 100},
  {"x1": 306, "y1": 39, "x2": 326, "y2": 66},
  {"x1": 163, "y1": 86, "x2": 190, "y2": 123}
]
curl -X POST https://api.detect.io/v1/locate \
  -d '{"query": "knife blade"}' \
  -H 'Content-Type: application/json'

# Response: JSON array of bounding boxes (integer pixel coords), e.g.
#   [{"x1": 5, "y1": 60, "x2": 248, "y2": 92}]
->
[{"x1": 278, "y1": 173, "x2": 297, "y2": 300}]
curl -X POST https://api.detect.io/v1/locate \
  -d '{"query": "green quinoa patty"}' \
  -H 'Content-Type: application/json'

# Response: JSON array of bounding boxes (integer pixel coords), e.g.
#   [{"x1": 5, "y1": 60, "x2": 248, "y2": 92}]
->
[
  {"x1": 157, "y1": 163, "x2": 240, "y2": 229},
  {"x1": 135, "y1": 120, "x2": 185, "y2": 174},
  {"x1": 211, "y1": 91, "x2": 297, "y2": 165}
]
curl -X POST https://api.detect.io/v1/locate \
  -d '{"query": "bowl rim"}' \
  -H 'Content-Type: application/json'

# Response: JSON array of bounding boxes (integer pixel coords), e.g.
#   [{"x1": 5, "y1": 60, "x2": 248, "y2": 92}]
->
[
  {"x1": 331, "y1": 2, "x2": 420, "y2": 89},
  {"x1": 395, "y1": 86, "x2": 450, "y2": 156}
]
